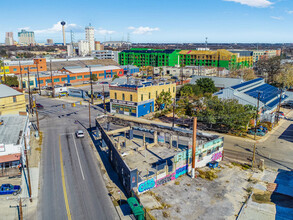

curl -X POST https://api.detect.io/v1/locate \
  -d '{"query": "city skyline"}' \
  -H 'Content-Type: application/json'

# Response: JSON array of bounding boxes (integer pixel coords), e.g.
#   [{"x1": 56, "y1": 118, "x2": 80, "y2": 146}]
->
[{"x1": 1, "y1": 0, "x2": 293, "y2": 43}]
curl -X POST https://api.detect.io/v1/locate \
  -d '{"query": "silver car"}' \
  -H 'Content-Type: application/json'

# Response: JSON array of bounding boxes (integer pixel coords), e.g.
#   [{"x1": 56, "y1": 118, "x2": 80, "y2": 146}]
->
[{"x1": 75, "y1": 130, "x2": 84, "y2": 138}]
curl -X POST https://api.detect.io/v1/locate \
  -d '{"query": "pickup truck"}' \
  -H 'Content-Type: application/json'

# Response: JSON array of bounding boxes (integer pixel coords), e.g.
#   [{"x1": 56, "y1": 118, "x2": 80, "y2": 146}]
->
[{"x1": 0, "y1": 184, "x2": 21, "y2": 195}]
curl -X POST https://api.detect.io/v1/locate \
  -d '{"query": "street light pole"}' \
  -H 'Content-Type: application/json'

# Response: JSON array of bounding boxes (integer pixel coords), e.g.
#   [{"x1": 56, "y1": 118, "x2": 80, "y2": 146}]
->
[
  {"x1": 89, "y1": 66, "x2": 94, "y2": 104},
  {"x1": 23, "y1": 136, "x2": 32, "y2": 202}
]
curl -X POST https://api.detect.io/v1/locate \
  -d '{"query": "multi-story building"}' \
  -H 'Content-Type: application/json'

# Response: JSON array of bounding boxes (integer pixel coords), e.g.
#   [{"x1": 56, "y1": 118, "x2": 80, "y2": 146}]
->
[
  {"x1": 0, "y1": 65, "x2": 10, "y2": 77},
  {"x1": 20, "y1": 65, "x2": 124, "y2": 88},
  {"x1": 103, "y1": 41, "x2": 129, "y2": 48},
  {"x1": 0, "y1": 84, "x2": 26, "y2": 115},
  {"x1": 8, "y1": 58, "x2": 47, "y2": 74},
  {"x1": 47, "y1": 39, "x2": 54, "y2": 45},
  {"x1": 231, "y1": 49, "x2": 281, "y2": 63},
  {"x1": 95, "y1": 41, "x2": 104, "y2": 50},
  {"x1": 85, "y1": 25, "x2": 95, "y2": 53},
  {"x1": 78, "y1": 40, "x2": 90, "y2": 56},
  {"x1": 109, "y1": 81, "x2": 176, "y2": 117},
  {"x1": 119, "y1": 48, "x2": 181, "y2": 67},
  {"x1": 18, "y1": 29, "x2": 35, "y2": 45},
  {"x1": 179, "y1": 49, "x2": 253, "y2": 69},
  {"x1": 5, "y1": 32, "x2": 14, "y2": 46},
  {"x1": 92, "y1": 50, "x2": 119, "y2": 62}
]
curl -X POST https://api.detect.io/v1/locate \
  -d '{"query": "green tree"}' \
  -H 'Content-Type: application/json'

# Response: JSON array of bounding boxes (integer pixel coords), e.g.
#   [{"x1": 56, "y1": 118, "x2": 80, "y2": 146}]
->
[
  {"x1": 90, "y1": 74, "x2": 98, "y2": 81},
  {"x1": 5, "y1": 76, "x2": 19, "y2": 87},
  {"x1": 176, "y1": 97, "x2": 194, "y2": 117},
  {"x1": 156, "y1": 91, "x2": 172, "y2": 110},
  {"x1": 112, "y1": 75, "x2": 119, "y2": 81},
  {"x1": 196, "y1": 78, "x2": 217, "y2": 94},
  {"x1": 255, "y1": 56, "x2": 281, "y2": 83}
]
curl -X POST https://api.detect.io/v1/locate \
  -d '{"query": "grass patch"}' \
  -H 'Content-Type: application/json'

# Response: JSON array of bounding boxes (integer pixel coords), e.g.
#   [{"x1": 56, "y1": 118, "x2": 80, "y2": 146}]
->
[
  {"x1": 198, "y1": 169, "x2": 218, "y2": 181},
  {"x1": 252, "y1": 191, "x2": 272, "y2": 204},
  {"x1": 38, "y1": 131, "x2": 43, "y2": 146},
  {"x1": 246, "y1": 187, "x2": 253, "y2": 193},
  {"x1": 174, "y1": 180, "x2": 180, "y2": 185},
  {"x1": 35, "y1": 147, "x2": 41, "y2": 152},
  {"x1": 145, "y1": 208, "x2": 156, "y2": 220},
  {"x1": 231, "y1": 162, "x2": 251, "y2": 170},
  {"x1": 162, "y1": 211, "x2": 170, "y2": 218}
]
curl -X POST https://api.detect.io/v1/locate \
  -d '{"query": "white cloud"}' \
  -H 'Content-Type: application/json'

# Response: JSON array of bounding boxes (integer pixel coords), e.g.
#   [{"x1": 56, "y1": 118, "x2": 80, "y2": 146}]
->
[
  {"x1": 128, "y1": 26, "x2": 159, "y2": 35},
  {"x1": 34, "y1": 21, "x2": 83, "y2": 34},
  {"x1": 224, "y1": 0, "x2": 273, "y2": 7},
  {"x1": 18, "y1": 27, "x2": 30, "y2": 31},
  {"x1": 270, "y1": 16, "x2": 283, "y2": 20},
  {"x1": 95, "y1": 28, "x2": 115, "y2": 35},
  {"x1": 287, "y1": 10, "x2": 293, "y2": 14}
]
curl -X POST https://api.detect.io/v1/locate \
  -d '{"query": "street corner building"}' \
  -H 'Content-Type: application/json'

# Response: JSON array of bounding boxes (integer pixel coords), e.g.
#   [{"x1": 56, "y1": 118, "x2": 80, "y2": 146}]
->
[
  {"x1": 109, "y1": 81, "x2": 176, "y2": 117},
  {"x1": 0, "y1": 84, "x2": 26, "y2": 116}
]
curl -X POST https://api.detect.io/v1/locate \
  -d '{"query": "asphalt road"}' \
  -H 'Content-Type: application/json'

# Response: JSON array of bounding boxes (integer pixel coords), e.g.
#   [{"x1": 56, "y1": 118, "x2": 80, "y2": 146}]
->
[
  {"x1": 35, "y1": 95, "x2": 118, "y2": 220},
  {"x1": 222, "y1": 112, "x2": 293, "y2": 171}
]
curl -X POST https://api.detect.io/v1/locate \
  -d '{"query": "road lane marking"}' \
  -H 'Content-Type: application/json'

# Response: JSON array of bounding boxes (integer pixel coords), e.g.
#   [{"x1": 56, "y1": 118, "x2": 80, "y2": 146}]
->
[
  {"x1": 72, "y1": 134, "x2": 85, "y2": 180},
  {"x1": 59, "y1": 136, "x2": 72, "y2": 220}
]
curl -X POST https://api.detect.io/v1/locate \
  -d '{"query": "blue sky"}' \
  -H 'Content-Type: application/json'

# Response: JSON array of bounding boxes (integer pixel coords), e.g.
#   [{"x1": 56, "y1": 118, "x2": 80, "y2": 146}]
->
[{"x1": 1, "y1": 0, "x2": 293, "y2": 43}]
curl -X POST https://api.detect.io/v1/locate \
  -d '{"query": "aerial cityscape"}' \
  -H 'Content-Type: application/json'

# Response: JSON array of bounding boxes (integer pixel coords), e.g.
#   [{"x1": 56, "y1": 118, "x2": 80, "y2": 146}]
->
[{"x1": 0, "y1": 0, "x2": 293, "y2": 219}]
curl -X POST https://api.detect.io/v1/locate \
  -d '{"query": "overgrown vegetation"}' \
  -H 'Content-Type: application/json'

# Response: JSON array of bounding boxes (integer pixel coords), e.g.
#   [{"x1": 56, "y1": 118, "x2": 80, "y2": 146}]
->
[
  {"x1": 198, "y1": 169, "x2": 218, "y2": 181},
  {"x1": 231, "y1": 162, "x2": 251, "y2": 170}
]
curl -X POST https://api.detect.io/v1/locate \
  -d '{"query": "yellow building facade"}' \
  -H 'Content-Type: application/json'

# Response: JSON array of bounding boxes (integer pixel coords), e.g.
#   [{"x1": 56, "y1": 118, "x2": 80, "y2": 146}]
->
[
  {"x1": 110, "y1": 82, "x2": 176, "y2": 117},
  {"x1": 0, "y1": 84, "x2": 26, "y2": 115}
]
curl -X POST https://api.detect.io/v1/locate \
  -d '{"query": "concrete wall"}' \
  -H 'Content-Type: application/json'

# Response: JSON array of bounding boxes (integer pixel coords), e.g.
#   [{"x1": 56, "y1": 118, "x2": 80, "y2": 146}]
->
[
  {"x1": 96, "y1": 119, "x2": 138, "y2": 194},
  {"x1": 0, "y1": 94, "x2": 26, "y2": 115}
]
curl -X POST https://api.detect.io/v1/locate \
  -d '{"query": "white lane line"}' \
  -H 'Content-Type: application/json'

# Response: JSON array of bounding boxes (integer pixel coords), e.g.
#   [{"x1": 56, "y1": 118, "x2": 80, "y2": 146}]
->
[{"x1": 72, "y1": 134, "x2": 85, "y2": 180}]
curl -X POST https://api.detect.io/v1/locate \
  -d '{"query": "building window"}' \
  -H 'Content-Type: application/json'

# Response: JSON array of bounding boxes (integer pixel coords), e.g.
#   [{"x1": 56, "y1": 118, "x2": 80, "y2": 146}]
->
[
  {"x1": 29, "y1": 81, "x2": 34, "y2": 85},
  {"x1": 54, "y1": 78, "x2": 60, "y2": 82},
  {"x1": 115, "y1": 93, "x2": 117, "y2": 99},
  {"x1": 130, "y1": 94, "x2": 133, "y2": 101},
  {"x1": 46, "y1": 79, "x2": 52, "y2": 83},
  {"x1": 70, "y1": 77, "x2": 76, "y2": 80},
  {"x1": 61, "y1": 78, "x2": 67, "y2": 81},
  {"x1": 122, "y1": 93, "x2": 125, "y2": 101},
  {"x1": 39, "y1": 80, "x2": 43, "y2": 84},
  {"x1": 84, "y1": 75, "x2": 90, "y2": 78},
  {"x1": 99, "y1": 73, "x2": 104, "y2": 77},
  {"x1": 149, "y1": 92, "x2": 151, "y2": 99},
  {"x1": 13, "y1": 96, "x2": 16, "y2": 103},
  {"x1": 141, "y1": 94, "x2": 143, "y2": 101},
  {"x1": 173, "y1": 87, "x2": 175, "y2": 93},
  {"x1": 77, "y1": 76, "x2": 83, "y2": 79},
  {"x1": 13, "y1": 68, "x2": 17, "y2": 71}
]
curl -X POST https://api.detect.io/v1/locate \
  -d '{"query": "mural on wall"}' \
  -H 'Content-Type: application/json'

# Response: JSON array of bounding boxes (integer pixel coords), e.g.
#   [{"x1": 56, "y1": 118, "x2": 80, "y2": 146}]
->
[
  {"x1": 211, "y1": 151, "x2": 222, "y2": 161},
  {"x1": 137, "y1": 138, "x2": 224, "y2": 194}
]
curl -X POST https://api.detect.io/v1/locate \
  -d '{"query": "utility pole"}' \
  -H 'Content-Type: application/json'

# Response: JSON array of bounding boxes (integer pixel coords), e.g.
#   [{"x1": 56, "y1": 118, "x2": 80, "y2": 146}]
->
[
  {"x1": 103, "y1": 85, "x2": 106, "y2": 114},
  {"x1": 276, "y1": 89, "x2": 283, "y2": 123},
  {"x1": 88, "y1": 102, "x2": 91, "y2": 130},
  {"x1": 19, "y1": 61, "x2": 23, "y2": 89},
  {"x1": 27, "y1": 69, "x2": 32, "y2": 114},
  {"x1": 191, "y1": 117, "x2": 197, "y2": 178},
  {"x1": 89, "y1": 66, "x2": 93, "y2": 104},
  {"x1": 36, "y1": 61, "x2": 41, "y2": 95},
  {"x1": 172, "y1": 98, "x2": 176, "y2": 127},
  {"x1": 24, "y1": 136, "x2": 32, "y2": 202},
  {"x1": 50, "y1": 60, "x2": 55, "y2": 97},
  {"x1": 35, "y1": 101, "x2": 40, "y2": 132},
  {"x1": 252, "y1": 92, "x2": 260, "y2": 168},
  {"x1": 19, "y1": 198, "x2": 23, "y2": 220},
  {"x1": 2, "y1": 61, "x2": 7, "y2": 84}
]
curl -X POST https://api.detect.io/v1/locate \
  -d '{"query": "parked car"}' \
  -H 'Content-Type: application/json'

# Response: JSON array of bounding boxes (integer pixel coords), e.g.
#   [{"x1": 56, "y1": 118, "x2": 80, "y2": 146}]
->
[
  {"x1": 279, "y1": 111, "x2": 285, "y2": 119},
  {"x1": 147, "y1": 76, "x2": 152, "y2": 80},
  {"x1": 63, "y1": 83, "x2": 72, "y2": 87},
  {"x1": 83, "y1": 81, "x2": 90, "y2": 84},
  {"x1": 99, "y1": 82, "x2": 109, "y2": 85},
  {"x1": 54, "y1": 85, "x2": 62, "y2": 88},
  {"x1": 0, "y1": 184, "x2": 21, "y2": 195},
  {"x1": 75, "y1": 130, "x2": 84, "y2": 138},
  {"x1": 36, "y1": 103, "x2": 44, "y2": 110},
  {"x1": 282, "y1": 102, "x2": 293, "y2": 109},
  {"x1": 248, "y1": 129, "x2": 265, "y2": 136}
]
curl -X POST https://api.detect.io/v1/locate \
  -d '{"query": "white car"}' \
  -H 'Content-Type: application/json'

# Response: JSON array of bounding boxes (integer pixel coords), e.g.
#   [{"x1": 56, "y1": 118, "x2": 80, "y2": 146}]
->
[{"x1": 75, "y1": 130, "x2": 84, "y2": 138}]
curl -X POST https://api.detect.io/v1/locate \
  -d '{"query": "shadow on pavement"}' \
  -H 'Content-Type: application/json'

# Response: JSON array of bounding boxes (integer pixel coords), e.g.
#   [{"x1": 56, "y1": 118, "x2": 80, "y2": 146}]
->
[{"x1": 278, "y1": 124, "x2": 293, "y2": 143}]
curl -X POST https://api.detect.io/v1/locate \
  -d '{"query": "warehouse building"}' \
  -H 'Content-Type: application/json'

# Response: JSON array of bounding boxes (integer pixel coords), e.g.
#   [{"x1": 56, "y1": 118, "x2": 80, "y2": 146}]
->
[
  {"x1": 8, "y1": 58, "x2": 47, "y2": 74},
  {"x1": 109, "y1": 80, "x2": 176, "y2": 117},
  {"x1": 19, "y1": 65, "x2": 124, "y2": 88},
  {"x1": 190, "y1": 76, "x2": 243, "y2": 89},
  {"x1": 215, "y1": 78, "x2": 287, "y2": 113}
]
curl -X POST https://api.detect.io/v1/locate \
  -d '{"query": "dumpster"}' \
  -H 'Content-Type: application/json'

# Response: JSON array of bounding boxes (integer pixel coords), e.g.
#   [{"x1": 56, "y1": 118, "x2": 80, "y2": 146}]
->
[
  {"x1": 207, "y1": 161, "x2": 219, "y2": 169},
  {"x1": 127, "y1": 197, "x2": 145, "y2": 220}
]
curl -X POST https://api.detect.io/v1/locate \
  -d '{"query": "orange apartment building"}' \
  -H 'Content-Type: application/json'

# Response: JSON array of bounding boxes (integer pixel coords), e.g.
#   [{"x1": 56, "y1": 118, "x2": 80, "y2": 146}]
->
[{"x1": 9, "y1": 58, "x2": 47, "y2": 74}]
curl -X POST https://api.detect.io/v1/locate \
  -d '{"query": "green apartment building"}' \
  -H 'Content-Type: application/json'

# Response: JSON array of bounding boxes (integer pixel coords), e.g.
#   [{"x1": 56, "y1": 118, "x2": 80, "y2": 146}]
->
[
  {"x1": 119, "y1": 48, "x2": 253, "y2": 69},
  {"x1": 119, "y1": 48, "x2": 180, "y2": 67}
]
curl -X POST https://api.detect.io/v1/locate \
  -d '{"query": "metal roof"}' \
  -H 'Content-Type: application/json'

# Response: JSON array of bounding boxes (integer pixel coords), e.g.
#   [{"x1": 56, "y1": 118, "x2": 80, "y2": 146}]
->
[
  {"x1": 231, "y1": 78, "x2": 263, "y2": 90},
  {"x1": 0, "y1": 84, "x2": 23, "y2": 98},
  {"x1": 0, "y1": 115, "x2": 28, "y2": 145},
  {"x1": 66, "y1": 65, "x2": 122, "y2": 73},
  {"x1": 190, "y1": 76, "x2": 243, "y2": 88}
]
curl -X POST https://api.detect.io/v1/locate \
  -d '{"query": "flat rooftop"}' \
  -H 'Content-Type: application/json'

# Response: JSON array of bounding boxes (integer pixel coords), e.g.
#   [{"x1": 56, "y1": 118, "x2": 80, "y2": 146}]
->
[{"x1": 0, "y1": 115, "x2": 28, "y2": 145}]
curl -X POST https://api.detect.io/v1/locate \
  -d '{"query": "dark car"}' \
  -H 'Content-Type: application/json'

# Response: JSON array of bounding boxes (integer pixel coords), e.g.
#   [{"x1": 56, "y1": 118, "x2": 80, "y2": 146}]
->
[
  {"x1": 99, "y1": 82, "x2": 109, "y2": 85},
  {"x1": 36, "y1": 103, "x2": 44, "y2": 110},
  {"x1": 64, "y1": 83, "x2": 72, "y2": 86},
  {"x1": 0, "y1": 184, "x2": 21, "y2": 196}
]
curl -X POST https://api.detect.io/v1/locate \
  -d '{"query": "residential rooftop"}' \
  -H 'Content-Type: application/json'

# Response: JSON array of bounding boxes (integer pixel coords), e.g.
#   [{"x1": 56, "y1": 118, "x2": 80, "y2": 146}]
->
[
  {"x1": 0, "y1": 84, "x2": 23, "y2": 98},
  {"x1": 0, "y1": 115, "x2": 28, "y2": 145}
]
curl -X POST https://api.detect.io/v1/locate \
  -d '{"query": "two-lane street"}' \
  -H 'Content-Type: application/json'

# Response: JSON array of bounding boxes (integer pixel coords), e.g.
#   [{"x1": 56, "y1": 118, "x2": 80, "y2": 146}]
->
[{"x1": 36, "y1": 96, "x2": 118, "y2": 220}]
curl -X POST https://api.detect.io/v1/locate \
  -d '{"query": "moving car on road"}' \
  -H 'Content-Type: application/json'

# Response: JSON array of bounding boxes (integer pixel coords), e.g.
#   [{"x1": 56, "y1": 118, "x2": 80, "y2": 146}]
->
[
  {"x1": 36, "y1": 103, "x2": 44, "y2": 110},
  {"x1": 0, "y1": 184, "x2": 21, "y2": 196},
  {"x1": 75, "y1": 130, "x2": 84, "y2": 138}
]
